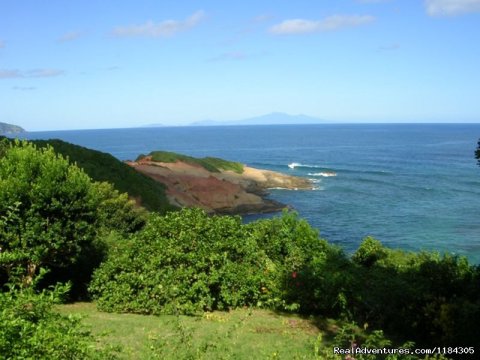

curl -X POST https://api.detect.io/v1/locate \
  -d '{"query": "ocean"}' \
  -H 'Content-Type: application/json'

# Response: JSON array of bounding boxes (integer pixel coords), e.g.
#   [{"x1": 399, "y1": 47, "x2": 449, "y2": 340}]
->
[{"x1": 20, "y1": 124, "x2": 480, "y2": 263}]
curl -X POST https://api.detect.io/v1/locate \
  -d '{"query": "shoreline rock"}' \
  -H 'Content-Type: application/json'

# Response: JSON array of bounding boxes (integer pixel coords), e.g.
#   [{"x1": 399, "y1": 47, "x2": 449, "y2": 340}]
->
[{"x1": 126, "y1": 157, "x2": 313, "y2": 215}]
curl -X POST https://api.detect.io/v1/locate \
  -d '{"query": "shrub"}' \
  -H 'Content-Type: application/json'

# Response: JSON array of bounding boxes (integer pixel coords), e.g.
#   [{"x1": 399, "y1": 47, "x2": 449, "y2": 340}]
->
[
  {"x1": 90, "y1": 208, "x2": 271, "y2": 315},
  {"x1": 246, "y1": 211, "x2": 347, "y2": 313},
  {"x1": 349, "y1": 241, "x2": 480, "y2": 349},
  {"x1": 0, "y1": 141, "x2": 99, "y2": 285},
  {"x1": 0, "y1": 283, "x2": 117, "y2": 359},
  {"x1": 0, "y1": 140, "x2": 146, "y2": 294}
]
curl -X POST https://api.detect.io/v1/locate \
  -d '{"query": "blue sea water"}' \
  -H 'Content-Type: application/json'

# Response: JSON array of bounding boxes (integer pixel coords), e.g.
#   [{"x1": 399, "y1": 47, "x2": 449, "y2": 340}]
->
[{"x1": 20, "y1": 124, "x2": 480, "y2": 263}]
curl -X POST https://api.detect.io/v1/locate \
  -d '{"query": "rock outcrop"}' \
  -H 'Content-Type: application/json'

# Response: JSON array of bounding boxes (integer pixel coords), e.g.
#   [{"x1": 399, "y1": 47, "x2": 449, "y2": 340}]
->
[{"x1": 127, "y1": 156, "x2": 313, "y2": 215}]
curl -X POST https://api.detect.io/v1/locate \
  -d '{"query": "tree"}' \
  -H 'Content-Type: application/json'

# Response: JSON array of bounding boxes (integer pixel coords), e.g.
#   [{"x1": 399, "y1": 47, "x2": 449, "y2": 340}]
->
[
  {"x1": 0, "y1": 141, "x2": 100, "y2": 285},
  {"x1": 476, "y1": 138, "x2": 480, "y2": 166}
]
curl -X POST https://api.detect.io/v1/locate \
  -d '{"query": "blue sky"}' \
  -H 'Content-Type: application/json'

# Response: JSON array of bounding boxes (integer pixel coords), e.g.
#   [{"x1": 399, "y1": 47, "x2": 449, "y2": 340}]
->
[{"x1": 1, "y1": 0, "x2": 480, "y2": 130}]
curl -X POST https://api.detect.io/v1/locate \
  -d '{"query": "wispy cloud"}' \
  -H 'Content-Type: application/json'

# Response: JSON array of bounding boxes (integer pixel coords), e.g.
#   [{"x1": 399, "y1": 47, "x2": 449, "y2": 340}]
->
[
  {"x1": 12, "y1": 86, "x2": 37, "y2": 91},
  {"x1": 252, "y1": 14, "x2": 274, "y2": 23},
  {"x1": 112, "y1": 10, "x2": 206, "y2": 38},
  {"x1": 58, "y1": 31, "x2": 83, "y2": 43},
  {"x1": 0, "y1": 70, "x2": 20, "y2": 79},
  {"x1": 27, "y1": 69, "x2": 64, "y2": 77},
  {"x1": 269, "y1": 15, "x2": 375, "y2": 35},
  {"x1": 0, "y1": 68, "x2": 64, "y2": 79},
  {"x1": 426, "y1": 0, "x2": 480, "y2": 16},
  {"x1": 104, "y1": 66, "x2": 120, "y2": 71}
]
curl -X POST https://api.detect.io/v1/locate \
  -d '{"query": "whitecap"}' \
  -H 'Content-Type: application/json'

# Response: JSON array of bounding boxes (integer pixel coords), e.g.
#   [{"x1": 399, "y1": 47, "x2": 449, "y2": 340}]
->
[
  {"x1": 308, "y1": 172, "x2": 337, "y2": 177},
  {"x1": 288, "y1": 162, "x2": 322, "y2": 169}
]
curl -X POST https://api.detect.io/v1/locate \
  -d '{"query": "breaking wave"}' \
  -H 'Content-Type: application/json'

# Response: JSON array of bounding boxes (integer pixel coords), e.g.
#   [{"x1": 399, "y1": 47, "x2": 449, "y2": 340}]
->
[
  {"x1": 308, "y1": 172, "x2": 337, "y2": 177},
  {"x1": 288, "y1": 162, "x2": 323, "y2": 169}
]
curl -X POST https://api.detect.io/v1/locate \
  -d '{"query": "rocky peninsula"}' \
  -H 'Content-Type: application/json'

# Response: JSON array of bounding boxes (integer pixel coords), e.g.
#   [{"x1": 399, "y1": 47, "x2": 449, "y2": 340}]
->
[
  {"x1": 127, "y1": 151, "x2": 313, "y2": 215},
  {"x1": 0, "y1": 122, "x2": 25, "y2": 135}
]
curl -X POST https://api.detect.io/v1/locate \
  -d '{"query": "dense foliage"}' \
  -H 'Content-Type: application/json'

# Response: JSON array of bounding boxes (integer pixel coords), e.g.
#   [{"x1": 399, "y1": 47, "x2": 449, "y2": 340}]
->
[
  {"x1": 0, "y1": 140, "x2": 146, "y2": 296},
  {"x1": 140, "y1": 150, "x2": 244, "y2": 174},
  {"x1": 2, "y1": 137, "x2": 480, "y2": 357},
  {"x1": 350, "y1": 239, "x2": 480, "y2": 348},
  {"x1": 0, "y1": 141, "x2": 101, "y2": 285},
  {"x1": 0, "y1": 284, "x2": 117, "y2": 359},
  {"x1": 476, "y1": 138, "x2": 480, "y2": 165},
  {"x1": 91, "y1": 208, "x2": 480, "y2": 353},
  {"x1": 31, "y1": 139, "x2": 175, "y2": 213},
  {"x1": 90, "y1": 209, "x2": 338, "y2": 315}
]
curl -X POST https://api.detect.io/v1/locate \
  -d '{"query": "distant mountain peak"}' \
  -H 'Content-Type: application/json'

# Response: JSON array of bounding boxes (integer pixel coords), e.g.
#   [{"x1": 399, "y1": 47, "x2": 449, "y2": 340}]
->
[
  {"x1": 190, "y1": 112, "x2": 328, "y2": 126},
  {"x1": 141, "y1": 123, "x2": 165, "y2": 128}
]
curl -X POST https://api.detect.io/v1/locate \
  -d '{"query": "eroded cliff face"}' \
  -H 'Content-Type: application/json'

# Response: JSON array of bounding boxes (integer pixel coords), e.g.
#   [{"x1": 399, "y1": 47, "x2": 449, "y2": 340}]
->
[{"x1": 127, "y1": 157, "x2": 312, "y2": 215}]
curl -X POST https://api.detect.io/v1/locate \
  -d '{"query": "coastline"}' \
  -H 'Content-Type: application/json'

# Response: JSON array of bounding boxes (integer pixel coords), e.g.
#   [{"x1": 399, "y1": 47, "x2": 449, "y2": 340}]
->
[{"x1": 126, "y1": 157, "x2": 313, "y2": 215}]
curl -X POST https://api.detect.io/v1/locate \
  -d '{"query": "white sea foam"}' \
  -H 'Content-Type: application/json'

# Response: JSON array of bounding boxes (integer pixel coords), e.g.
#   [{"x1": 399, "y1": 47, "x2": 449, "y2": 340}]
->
[
  {"x1": 267, "y1": 187, "x2": 299, "y2": 190},
  {"x1": 288, "y1": 162, "x2": 322, "y2": 169},
  {"x1": 308, "y1": 172, "x2": 337, "y2": 177}
]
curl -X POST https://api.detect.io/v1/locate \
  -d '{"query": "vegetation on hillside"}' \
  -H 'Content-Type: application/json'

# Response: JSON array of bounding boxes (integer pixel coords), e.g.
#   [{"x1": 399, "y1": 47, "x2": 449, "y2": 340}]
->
[
  {"x1": 1, "y1": 138, "x2": 479, "y2": 359},
  {"x1": 5, "y1": 138, "x2": 175, "y2": 213},
  {"x1": 138, "y1": 150, "x2": 244, "y2": 174}
]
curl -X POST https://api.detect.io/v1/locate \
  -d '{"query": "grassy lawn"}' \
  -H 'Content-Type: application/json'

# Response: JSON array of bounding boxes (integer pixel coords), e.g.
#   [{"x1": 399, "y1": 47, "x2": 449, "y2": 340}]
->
[{"x1": 56, "y1": 303, "x2": 338, "y2": 359}]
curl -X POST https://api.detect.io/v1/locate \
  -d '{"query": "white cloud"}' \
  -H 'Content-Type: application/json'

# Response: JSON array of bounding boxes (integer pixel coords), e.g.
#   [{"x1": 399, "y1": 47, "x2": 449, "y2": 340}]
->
[
  {"x1": 0, "y1": 68, "x2": 64, "y2": 79},
  {"x1": 426, "y1": 0, "x2": 480, "y2": 16},
  {"x1": 58, "y1": 31, "x2": 83, "y2": 42},
  {"x1": 112, "y1": 10, "x2": 205, "y2": 38},
  {"x1": 269, "y1": 15, "x2": 375, "y2": 35}
]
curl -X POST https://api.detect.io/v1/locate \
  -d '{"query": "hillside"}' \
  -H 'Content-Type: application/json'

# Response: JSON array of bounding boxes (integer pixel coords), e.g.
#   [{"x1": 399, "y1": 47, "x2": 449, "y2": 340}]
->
[
  {"x1": 130, "y1": 152, "x2": 313, "y2": 214},
  {"x1": 0, "y1": 138, "x2": 174, "y2": 213},
  {"x1": 0, "y1": 122, "x2": 25, "y2": 134}
]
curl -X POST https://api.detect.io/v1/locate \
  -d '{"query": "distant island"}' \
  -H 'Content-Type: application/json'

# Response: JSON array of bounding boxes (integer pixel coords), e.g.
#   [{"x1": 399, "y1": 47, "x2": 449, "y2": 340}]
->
[
  {"x1": 190, "y1": 112, "x2": 329, "y2": 126},
  {"x1": 141, "y1": 123, "x2": 165, "y2": 128},
  {"x1": 0, "y1": 122, "x2": 25, "y2": 135}
]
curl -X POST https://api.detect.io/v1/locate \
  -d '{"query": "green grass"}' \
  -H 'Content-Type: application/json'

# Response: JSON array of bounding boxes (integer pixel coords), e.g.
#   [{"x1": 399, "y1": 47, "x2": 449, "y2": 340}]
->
[
  {"x1": 56, "y1": 302, "x2": 338, "y2": 359},
  {"x1": 141, "y1": 151, "x2": 244, "y2": 174}
]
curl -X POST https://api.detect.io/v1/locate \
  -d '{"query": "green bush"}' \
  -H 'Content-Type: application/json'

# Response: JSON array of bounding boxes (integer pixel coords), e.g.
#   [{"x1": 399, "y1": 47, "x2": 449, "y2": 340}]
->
[
  {"x1": 246, "y1": 211, "x2": 347, "y2": 313},
  {"x1": 0, "y1": 140, "x2": 146, "y2": 295},
  {"x1": 90, "y1": 208, "x2": 271, "y2": 314},
  {"x1": 0, "y1": 141, "x2": 99, "y2": 285},
  {"x1": 89, "y1": 209, "x2": 343, "y2": 316},
  {"x1": 0, "y1": 284, "x2": 117, "y2": 359},
  {"x1": 348, "y1": 240, "x2": 480, "y2": 349},
  {"x1": 142, "y1": 150, "x2": 244, "y2": 174}
]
